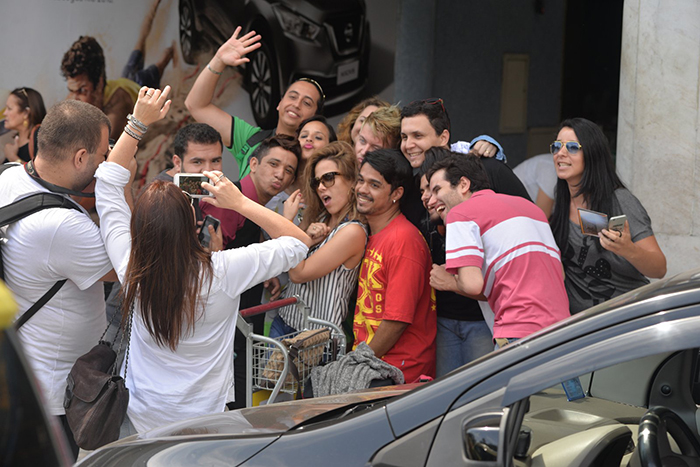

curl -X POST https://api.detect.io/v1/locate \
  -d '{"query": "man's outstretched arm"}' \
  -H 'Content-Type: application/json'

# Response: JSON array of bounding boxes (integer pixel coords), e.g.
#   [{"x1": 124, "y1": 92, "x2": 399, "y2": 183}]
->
[{"x1": 185, "y1": 27, "x2": 261, "y2": 147}]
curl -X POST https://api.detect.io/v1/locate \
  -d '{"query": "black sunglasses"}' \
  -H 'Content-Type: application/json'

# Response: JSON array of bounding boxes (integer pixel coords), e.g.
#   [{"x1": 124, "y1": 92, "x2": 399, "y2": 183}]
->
[{"x1": 310, "y1": 172, "x2": 340, "y2": 190}]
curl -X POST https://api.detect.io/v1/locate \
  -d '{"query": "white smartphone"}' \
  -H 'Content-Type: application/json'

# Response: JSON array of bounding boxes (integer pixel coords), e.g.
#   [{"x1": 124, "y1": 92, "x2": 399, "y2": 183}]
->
[
  {"x1": 174, "y1": 173, "x2": 211, "y2": 198},
  {"x1": 608, "y1": 215, "x2": 627, "y2": 233}
]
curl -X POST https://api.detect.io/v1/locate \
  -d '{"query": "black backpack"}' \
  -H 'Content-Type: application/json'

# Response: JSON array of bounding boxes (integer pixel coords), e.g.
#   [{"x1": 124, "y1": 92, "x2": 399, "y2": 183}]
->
[{"x1": 0, "y1": 164, "x2": 82, "y2": 329}]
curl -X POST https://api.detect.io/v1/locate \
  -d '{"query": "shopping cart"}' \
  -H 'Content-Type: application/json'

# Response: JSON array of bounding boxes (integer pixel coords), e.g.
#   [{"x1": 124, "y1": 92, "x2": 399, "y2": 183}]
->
[{"x1": 237, "y1": 295, "x2": 346, "y2": 407}]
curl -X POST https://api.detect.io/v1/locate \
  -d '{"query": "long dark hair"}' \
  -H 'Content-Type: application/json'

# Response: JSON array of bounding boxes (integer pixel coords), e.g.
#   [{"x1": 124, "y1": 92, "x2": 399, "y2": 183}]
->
[
  {"x1": 550, "y1": 118, "x2": 625, "y2": 250},
  {"x1": 10, "y1": 87, "x2": 46, "y2": 129},
  {"x1": 122, "y1": 181, "x2": 212, "y2": 351}
]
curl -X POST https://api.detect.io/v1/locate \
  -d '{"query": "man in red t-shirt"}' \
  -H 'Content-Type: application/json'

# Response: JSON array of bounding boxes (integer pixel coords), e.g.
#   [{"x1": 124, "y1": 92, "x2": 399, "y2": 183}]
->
[{"x1": 353, "y1": 148, "x2": 436, "y2": 383}]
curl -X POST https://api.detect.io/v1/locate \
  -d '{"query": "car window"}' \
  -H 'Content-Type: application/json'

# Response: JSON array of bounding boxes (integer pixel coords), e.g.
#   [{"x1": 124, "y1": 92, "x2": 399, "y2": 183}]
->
[{"x1": 425, "y1": 307, "x2": 700, "y2": 467}]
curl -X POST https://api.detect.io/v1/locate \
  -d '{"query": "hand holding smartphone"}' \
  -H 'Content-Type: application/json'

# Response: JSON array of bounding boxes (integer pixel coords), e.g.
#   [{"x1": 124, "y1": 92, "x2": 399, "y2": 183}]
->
[
  {"x1": 608, "y1": 215, "x2": 627, "y2": 233},
  {"x1": 198, "y1": 215, "x2": 221, "y2": 248}
]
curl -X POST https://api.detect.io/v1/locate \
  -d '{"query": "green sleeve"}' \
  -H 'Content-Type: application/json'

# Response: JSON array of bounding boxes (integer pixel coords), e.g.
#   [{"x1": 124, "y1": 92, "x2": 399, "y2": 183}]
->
[{"x1": 227, "y1": 116, "x2": 261, "y2": 179}]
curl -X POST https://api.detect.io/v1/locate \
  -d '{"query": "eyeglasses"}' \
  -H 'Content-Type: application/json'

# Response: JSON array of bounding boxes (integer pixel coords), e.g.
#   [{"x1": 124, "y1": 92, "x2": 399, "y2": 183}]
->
[
  {"x1": 550, "y1": 140, "x2": 583, "y2": 155},
  {"x1": 181, "y1": 190, "x2": 194, "y2": 205},
  {"x1": 410, "y1": 97, "x2": 446, "y2": 114},
  {"x1": 18, "y1": 88, "x2": 28, "y2": 99},
  {"x1": 310, "y1": 172, "x2": 340, "y2": 190}
]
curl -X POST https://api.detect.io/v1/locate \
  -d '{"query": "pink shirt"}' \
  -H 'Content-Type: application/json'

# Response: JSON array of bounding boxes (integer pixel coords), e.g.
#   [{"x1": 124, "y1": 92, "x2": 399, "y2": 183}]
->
[{"x1": 445, "y1": 190, "x2": 569, "y2": 338}]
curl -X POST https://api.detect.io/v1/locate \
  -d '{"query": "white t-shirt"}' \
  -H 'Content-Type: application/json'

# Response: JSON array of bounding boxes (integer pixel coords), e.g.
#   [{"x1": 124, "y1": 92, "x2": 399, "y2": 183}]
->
[
  {"x1": 95, "y1": 162, "x2": 308, "y2": 433},
  {"x1": 513, "y1": 153, "x2": 557, "y2": 202},
  {"x1": 0, "y1": 165, "x2": 112, "y2": 415}
]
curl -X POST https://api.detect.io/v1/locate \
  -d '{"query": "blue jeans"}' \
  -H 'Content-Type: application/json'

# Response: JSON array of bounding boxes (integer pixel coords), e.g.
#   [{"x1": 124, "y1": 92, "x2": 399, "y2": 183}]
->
[
  {"x1": 436, "y1": 317, "x2": 493, "y2": 377},
  {"x1": 269, "y1": 314, "x2": 298, "y2": 339}
]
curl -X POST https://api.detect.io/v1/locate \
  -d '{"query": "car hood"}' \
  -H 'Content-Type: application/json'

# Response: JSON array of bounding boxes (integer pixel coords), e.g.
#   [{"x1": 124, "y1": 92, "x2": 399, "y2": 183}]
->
[{"x1": 138, "y1": 384, "x2": 417, "y2": 440}]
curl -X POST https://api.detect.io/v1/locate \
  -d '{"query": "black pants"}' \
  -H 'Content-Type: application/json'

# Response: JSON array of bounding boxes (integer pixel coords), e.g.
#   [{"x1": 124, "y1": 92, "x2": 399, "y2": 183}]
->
[{"x1": 230, "y1": 285, "x2": 265, "y2": 410}]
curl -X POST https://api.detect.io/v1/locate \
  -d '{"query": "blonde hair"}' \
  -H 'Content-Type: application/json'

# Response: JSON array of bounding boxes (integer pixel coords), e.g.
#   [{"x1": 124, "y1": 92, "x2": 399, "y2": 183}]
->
[
  {"x1": 336, "y1": 96, "x2": 390, "y2": 145},
  {"x1": 360, "y1": 105, "x2": 401, "y2": 150},
  {"x1": 302, "y1": 141, "x2": 364, "y2": 226}
]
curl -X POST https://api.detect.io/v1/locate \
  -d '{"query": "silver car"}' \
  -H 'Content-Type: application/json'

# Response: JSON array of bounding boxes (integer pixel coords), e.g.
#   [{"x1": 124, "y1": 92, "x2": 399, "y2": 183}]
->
[{"x1": 78, "y1": 269, "x2": 700, "y2": 467}]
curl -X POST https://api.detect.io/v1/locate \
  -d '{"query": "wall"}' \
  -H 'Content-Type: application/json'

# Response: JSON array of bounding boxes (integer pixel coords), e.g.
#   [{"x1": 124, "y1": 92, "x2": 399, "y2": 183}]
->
[
  {"x1": 617, "y1": 0, "x2": 700, "y2": 276},
  {"x1": 395, "y1": 0, "x2": 566, "y2": 166}
]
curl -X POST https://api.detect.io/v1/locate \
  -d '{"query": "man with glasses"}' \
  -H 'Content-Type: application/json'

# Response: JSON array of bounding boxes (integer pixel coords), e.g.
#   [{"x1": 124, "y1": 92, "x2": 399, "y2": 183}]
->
[
  {"x1": 185, "y1": 27, "x2": 324, "y2": 180},
  {"x1": 353, "y1": 148, "x2": 436, "y2": 383},
  {"x1": 0, "y1": 100, "x2": 117, "y2": 459},
  {"x1": 426, "y1": 154, "x2": 569, "y2": 349}
]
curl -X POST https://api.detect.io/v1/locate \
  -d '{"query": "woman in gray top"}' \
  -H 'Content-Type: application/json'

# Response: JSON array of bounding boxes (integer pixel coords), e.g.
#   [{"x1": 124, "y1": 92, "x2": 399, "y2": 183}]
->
[{"x1": 549, "y1": 118, "x2": 666, "y2": 313}]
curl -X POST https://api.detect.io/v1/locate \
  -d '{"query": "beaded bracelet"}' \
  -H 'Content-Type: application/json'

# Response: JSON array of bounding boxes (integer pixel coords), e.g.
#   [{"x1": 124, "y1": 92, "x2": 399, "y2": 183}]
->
[{"x1": 126, "y1": 114, "x2": 148, "y2": 133}]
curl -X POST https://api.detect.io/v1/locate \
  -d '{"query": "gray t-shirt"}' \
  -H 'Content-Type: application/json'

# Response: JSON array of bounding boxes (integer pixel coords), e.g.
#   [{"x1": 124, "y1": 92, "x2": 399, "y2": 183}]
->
[{"x1": 562, "y1": 188, "x2": 654, "y2": 314}]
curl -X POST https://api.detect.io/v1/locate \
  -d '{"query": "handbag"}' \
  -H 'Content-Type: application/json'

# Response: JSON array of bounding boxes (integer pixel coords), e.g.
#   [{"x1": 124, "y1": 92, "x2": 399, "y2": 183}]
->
[
  {"x1": 63, "y1": 304, "x2": 133, "y2": 450},
  {"x1": 261, "y1": 327, "x2": 331, "y2": 396}
]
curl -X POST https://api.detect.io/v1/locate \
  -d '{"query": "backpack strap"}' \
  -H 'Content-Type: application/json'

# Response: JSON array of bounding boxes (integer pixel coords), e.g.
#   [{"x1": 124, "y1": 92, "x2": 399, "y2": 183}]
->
[
  {"x1": 14, "y1": 280, "x2": 67, "y2": 330},
  {"x1": 0, "y1": 189, "x2": 83, "y2": 330},
  {"x1": 0, "y1": 192, "x2": 80, "y2": 228},
  {"x1": 238, "y1": 129, "x2": 275, "y2": 177}
]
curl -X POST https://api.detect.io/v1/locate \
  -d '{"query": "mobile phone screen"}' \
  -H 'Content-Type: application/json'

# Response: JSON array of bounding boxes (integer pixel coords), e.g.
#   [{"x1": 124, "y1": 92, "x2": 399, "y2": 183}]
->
[
  {"x1": 198, "y1": 215, "x2": 220, "y2": 248},
  {"x1": 175, "y1": 174, "x2": 210, "y2": 197}
]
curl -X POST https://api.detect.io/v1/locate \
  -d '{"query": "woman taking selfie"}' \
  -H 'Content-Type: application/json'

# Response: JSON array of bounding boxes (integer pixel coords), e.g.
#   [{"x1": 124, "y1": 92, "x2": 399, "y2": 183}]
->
[
  {"x1": 549, "y1": 117, "x2": 666, "y2": 314},
  {"x1": 94, "y1": 85, "x2": 311, "y2": 434},
  {"x1": 270, "y1": 141, "x2": 368, "y2": 336}
]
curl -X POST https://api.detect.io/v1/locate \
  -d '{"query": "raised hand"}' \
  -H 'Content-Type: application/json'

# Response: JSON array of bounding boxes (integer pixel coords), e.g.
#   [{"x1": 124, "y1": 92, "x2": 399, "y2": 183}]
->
[
  {"x1": 133, "y1": 85, "x2": 172, "y2": 127},
  {"x1": 214, "y1": 27, "x2": 262, "y2": 68}
]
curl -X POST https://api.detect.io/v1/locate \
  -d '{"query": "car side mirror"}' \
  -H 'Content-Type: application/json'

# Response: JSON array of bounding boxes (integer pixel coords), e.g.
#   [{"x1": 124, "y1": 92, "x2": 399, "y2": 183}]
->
[{"x1": 462, "y1": 412, "x2": 504, "y2": 462}]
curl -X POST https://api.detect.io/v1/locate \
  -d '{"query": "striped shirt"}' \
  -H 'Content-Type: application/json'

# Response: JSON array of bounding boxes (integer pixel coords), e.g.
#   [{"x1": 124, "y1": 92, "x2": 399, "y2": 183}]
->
[
  {"x1": 445, "y1": 190, "x2": 569, "y2": 339},
  {"x1": 279, "y1": 220, "x2": 368, "y2": 331}
]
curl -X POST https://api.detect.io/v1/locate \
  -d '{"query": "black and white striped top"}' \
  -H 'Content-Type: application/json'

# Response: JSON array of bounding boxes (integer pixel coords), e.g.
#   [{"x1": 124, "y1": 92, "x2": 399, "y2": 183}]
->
[{"x1": 279, "y1": 220, "x2": 368, "y2": 331}]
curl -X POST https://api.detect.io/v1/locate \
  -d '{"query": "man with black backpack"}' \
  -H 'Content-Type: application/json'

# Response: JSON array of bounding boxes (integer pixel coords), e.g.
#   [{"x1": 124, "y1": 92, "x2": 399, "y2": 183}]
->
[{"x1": 0, "y1": 99, "x2": 117, "y2": 459}]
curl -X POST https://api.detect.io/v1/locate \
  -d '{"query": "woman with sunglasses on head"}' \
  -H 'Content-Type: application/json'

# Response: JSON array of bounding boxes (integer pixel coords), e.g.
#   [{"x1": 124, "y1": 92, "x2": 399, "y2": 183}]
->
[
  {"x1": 3, "y1": 87, "x2": 46, "y2": 163},
  {"x1": 270, "y1": 141, "x2": 368, "y2": 337},
  {"x1": 549, "y1": 117, "x2": 666, "y2": 314},
  {"x1": 94, "y1": 85, "x2": 312, "y2": 434}
]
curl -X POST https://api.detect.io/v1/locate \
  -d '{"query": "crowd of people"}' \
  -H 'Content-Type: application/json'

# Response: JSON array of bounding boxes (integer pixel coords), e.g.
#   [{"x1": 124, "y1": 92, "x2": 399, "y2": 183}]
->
[{"x1": 0, "y1": 26, "x2": 667, "y2": 459}]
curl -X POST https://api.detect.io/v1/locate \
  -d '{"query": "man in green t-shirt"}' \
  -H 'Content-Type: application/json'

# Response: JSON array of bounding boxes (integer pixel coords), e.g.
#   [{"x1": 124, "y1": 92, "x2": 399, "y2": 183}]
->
[{"x1": 185, "y1": 27, "x2": 324, "y2": 180}]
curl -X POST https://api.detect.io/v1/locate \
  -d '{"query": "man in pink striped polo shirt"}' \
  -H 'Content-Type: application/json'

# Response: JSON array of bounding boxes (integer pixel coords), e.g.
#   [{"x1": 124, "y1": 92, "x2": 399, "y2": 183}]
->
[{"x1": 426, "y1": 153, "x2": 569, "y2": 347}]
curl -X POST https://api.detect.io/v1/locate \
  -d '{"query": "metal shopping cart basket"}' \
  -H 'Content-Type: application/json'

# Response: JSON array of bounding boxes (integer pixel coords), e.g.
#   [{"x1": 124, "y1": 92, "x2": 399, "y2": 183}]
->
[{"x1": 237, "y1": 295, "x2": 346, "y2": 407}]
